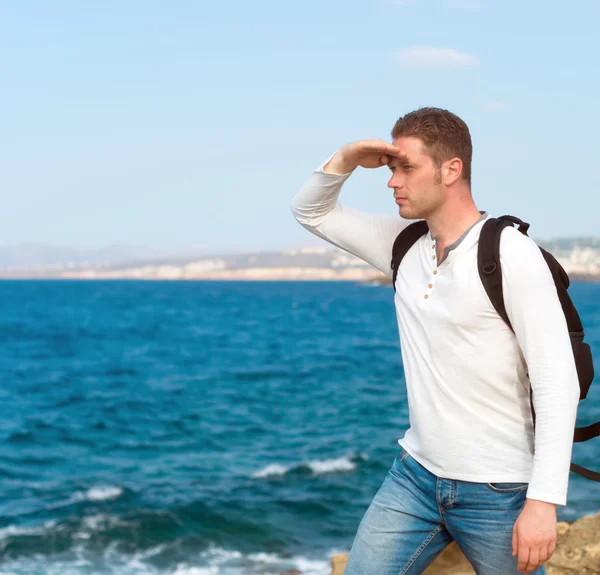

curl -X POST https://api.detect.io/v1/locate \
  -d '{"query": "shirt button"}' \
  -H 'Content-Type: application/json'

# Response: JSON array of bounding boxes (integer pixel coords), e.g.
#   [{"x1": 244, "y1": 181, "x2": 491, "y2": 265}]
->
[
  {"x1": 424, "y1": 294, "x2": 429, "y2": 299},
  {"x1": 431, "y1": 255, "x2": 435, "y2": 260},
  {"x1": 432, "y1": 245, "x2": 435, "y2": 249},
  {"x1": 428, "y1": 284, "x2": 433, "y2": 288},
  {"x1": 433, "y1": 270, "x2": 438, "y2": 275}
]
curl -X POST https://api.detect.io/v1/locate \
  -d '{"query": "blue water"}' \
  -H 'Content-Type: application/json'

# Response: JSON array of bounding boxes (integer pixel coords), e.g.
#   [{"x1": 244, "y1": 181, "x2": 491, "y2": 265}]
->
[{"x1": 0, "y1": 280, "x2": 599, "y2": 575}]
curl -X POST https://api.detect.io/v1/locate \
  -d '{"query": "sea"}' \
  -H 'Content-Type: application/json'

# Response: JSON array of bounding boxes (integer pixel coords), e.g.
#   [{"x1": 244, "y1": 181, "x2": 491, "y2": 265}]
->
[{"x1": 1, "y1": 279, "x2": 599, "y2": 575}]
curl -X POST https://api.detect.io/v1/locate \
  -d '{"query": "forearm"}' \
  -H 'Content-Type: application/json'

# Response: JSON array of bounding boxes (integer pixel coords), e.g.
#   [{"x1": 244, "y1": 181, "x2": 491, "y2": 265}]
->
[
  {"x1": 290, "y1": 154, "x2": 352, "y2": 227},
  {"x1": 514, "y1": 297, "x2": 578, "y2": 506},
  {"x1": 525, "y1": 361, "x2": 579, "y2": 506},
  {"x1": 290, "y1": 156, "x2": 411, "y2": 278}
]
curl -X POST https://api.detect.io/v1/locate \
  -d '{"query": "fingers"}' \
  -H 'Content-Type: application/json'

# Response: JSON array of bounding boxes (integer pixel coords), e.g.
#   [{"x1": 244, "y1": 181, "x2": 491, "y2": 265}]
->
[
  {"x1": 517, "y1": 546, "x2": 530, "y2": 573},
  {"x1": 522, "y1": 547, "x2": 540, "y2": 574},
  {"x1": 343, "y1": 139, "x2": 408, "y2": 170},
  {"x1": 518, "y1": 537, "x2": 556, "y2": 572},
  {"x1": 383, "y1": 143, "x2": 407, "y2": 158},
  {"x1": 367, "y1": 139, "x2": 406, "y2": 158},
  {"x1": 520, "y1": 546, "x2": 552, "y2": 574}
]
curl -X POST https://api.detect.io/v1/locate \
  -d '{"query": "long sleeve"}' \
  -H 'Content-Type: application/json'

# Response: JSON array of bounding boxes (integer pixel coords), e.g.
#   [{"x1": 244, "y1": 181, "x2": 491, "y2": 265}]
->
[
  {"x1": 290, "y1": 156, "x2": 411, "y2": 278},
  {"x1": 500, "y1": 227, "x2": 580, "y2": 506}
]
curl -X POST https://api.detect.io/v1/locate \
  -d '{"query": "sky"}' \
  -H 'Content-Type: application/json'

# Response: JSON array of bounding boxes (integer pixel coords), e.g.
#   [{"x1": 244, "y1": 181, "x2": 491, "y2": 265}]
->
[{"x1": 1, "y1": 0, "x2": 599, "y2": 254}]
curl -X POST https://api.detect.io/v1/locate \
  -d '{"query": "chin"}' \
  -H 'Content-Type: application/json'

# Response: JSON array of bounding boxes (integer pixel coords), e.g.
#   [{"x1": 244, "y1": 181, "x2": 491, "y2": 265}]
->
[{"x1": 399, "y1": 206, "x2": 420, "y2": 220}]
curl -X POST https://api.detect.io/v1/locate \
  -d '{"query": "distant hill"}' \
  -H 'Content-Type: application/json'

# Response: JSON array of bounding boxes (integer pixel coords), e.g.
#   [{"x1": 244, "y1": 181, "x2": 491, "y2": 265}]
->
[
  {"x1": 0, "y1": 244, "x2": 207, "y2": 270},
  {"x1": 1, "y1": 238, "x2": 599, "y2": 281}
]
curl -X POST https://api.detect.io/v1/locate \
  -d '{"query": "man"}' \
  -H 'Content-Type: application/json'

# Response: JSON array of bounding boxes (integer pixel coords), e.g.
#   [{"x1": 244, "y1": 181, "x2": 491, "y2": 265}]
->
[{"x1": 290, "y1": 108, "x2": 579, "y2": 575}]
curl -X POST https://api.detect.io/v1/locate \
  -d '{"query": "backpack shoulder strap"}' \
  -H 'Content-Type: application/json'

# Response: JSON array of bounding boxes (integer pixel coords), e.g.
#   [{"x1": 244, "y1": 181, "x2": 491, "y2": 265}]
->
[
  {"x1": 477, "y1": 215, "x2": 530, "y2": 331},
  {"x1": 391, "y1": 220, "x2": 429, "y2": 293},
  {"x1": 478, "y1": 215, "x2": 537, "y2": 430}
]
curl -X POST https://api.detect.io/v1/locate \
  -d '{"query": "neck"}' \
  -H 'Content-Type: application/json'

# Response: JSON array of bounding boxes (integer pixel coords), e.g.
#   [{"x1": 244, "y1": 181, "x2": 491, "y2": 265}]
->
[{"x1": 426, "y1": 192, "x2": 482, "y2": 245}]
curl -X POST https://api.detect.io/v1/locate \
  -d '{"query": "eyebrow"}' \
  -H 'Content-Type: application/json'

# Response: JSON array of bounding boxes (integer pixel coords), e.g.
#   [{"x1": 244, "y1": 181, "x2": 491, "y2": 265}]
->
[{"x1": 388, "y1": 158, "x2": 412, "y2": 168}]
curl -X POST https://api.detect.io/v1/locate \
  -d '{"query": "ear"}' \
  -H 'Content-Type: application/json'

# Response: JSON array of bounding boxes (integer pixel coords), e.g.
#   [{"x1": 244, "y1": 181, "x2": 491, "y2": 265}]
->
[{"x1": 443, "y1": 157, "x2": 463, "y2": 186}]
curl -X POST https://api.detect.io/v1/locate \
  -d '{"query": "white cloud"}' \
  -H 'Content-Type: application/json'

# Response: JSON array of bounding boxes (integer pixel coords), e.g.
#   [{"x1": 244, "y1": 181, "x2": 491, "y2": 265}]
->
[{"x1": 395, "y1": 47, "x2": 479, "y2": 70}]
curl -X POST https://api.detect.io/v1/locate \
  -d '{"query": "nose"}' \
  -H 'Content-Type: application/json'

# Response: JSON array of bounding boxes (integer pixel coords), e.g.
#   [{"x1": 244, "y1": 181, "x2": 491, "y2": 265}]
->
[{"x1": 388, "y1": 173, "x2": 404, "y2": 190}]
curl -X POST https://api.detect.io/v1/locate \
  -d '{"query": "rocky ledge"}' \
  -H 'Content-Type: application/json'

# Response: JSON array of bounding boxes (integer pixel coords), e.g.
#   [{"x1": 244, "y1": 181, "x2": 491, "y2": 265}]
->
[{"x1": 329, "y1": 511, "x2": 600, "y2": 575}]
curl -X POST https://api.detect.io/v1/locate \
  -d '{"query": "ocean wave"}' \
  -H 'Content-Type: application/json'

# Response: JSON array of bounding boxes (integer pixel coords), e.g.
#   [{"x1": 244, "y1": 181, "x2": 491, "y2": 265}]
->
[
  {"x1": 74, "y1": 513, "x2": 134, "y2": 539},
  {"x1": 0, "y1": 519, "x2": 58, "y2": 541},
  {"x1": 0, "y1": 540, "x2": 337, "y2": 575},
  {"x1": 46, "y1": 486, "x2": 125, "y2": 510},
  {"x1": 0, "y1": 513, "x2": 134, "y2": 546},
  {"x1": 251, "y1": 453, "x2": 369, "y2": 479},
  {"x1": 172, "y1": 544, "x2": 334, "y2": 575},
  {"x1": 250, "y1": 463, "x2": 289, "y2": 478},
  {"x1": 78, "y1": 486, "x2": 124, "y2": 502}
]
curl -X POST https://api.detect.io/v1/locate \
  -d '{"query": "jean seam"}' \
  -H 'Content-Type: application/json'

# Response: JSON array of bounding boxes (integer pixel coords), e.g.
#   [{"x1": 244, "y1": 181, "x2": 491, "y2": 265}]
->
[
  {"x1": 401, "y1": 450, "x2": 410, "y2": 463},
  {"x1": 435, "y1": 477, "x2": 444, "y2": 520},
  {"x1": 399, "y1": 524, "x2": 443, "y2": 575},
  {"x1": 484, "y1": 483, "x2": 529, "y2": 493}
]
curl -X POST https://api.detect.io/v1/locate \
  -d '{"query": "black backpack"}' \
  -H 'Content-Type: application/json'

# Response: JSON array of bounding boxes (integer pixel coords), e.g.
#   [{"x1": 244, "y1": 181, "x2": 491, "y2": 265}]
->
[{"x1": 390, "y1": 215, "x2": 599, "y2": 482}]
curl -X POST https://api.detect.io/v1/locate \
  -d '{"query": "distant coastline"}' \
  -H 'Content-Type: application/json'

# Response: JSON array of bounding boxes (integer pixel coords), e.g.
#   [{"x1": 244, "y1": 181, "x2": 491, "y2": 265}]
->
[
  {"x1": 1, "y1": 241, "x2": 600, "y2": 282},
  {"x1": 1, "y1": 270, "x2": 599, "y2": 282}
]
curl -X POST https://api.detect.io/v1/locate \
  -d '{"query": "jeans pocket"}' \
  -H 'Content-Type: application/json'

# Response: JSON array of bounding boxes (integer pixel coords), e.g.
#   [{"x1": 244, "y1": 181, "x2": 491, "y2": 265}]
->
[{"x1": 484, "y1": 482, "x2": 529, "y2": 493}]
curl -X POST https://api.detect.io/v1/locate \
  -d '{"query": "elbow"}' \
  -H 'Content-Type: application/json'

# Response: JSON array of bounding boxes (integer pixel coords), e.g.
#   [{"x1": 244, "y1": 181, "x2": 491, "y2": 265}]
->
[
  {"x1": 290, "y1": 202, "x2": 301, "y2": 221},
  {"x1": 290, "y1": 201, "x2": 317, "y2": 228},
  {"x1": 290, "y1": 203, "x2": 306, "y2": 226}
]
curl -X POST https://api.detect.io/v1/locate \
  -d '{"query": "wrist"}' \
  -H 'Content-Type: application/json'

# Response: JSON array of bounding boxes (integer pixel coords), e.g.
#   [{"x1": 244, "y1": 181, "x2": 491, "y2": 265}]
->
[
  {"x1": 526, "y1": 498, "x2": 557, "y2": 508},
  {"x1": 323, "y1": 150, "x2": 357, "y2": 175}
]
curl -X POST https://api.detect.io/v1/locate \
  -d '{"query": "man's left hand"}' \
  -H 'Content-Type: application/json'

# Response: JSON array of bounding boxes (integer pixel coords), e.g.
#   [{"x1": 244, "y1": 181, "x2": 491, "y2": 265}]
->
[{"x1": 512, "y1": 499, "x2": 557, "y2": 574}]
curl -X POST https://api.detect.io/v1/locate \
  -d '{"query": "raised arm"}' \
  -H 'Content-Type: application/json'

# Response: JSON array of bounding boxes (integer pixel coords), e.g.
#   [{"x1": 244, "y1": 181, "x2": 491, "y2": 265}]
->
[{"x1": 291, "y1": 140, "x2": 413, "y2": 278}]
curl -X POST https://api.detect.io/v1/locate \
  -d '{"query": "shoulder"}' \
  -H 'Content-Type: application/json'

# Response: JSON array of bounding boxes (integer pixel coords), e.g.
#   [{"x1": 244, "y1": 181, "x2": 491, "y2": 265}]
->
[
  {"x1": 498, "y1": 225, "x2": 539, "y2": 255},
  {"x1": 496, "y1": 225, "x2": 553, "y2": 284},
  {"x1": 498, "y1": 225, "x2": 544, "y2": 265}
]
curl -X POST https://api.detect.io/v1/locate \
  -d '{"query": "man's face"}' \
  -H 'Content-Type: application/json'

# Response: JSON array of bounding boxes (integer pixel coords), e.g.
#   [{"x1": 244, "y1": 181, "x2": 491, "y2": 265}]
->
[{"x1": 387, "y1": 136, "x2": 444, "y2": 220}]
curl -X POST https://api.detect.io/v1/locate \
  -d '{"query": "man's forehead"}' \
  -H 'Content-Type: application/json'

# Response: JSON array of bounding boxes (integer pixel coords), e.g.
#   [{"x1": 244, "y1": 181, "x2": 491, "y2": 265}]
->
[
  {"x1": 389, "y1": 137, "x2": 428, "y2": 166},
  {"x1": 391, "y1": 136, "x2": 427, "y2": 154}
]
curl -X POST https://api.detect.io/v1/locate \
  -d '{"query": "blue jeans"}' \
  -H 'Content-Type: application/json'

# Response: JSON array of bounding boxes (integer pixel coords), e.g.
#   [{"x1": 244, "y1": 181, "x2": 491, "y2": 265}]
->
[{"x1": 344, "y1": 448, "x2": 546, "y2": 575}]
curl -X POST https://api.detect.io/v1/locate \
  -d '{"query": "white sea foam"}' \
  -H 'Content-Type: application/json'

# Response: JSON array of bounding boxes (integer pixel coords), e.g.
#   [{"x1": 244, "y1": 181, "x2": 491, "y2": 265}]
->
[
  {"x1": 250, "y1": 463, "x2": 290, "y2": 478},
  {"x1": 0, "y1": 525, "x2": 340, "y2": 575},
  {"x1": 171, "y1": 567, "x2": 220, "y2": 575},
  {"x1": 0, "y1": 545, "x2": 337, "y2": 575},
  {"x1": 251, "y1": 453, "x2": 368, "y2": 479},
  {"x1": 173, "y1": 545, "x2": 334, "y2": 575},
  {"x1": 46, "y1": 485, "x2": 124, "y2": 511},
  {"x1": 246, "y1": 551, "x2": 281, "y2": 563},
  {"x1": 70, "y1": 513, "x2": 138, "y2": 542},
  {"x1": 84, "y1": 513, "x2": 126, "y2": 530},
  {"x1": 79, "y1": 486, "x2": 124, "y2": 502},
  {"x1": 131, "y1": 543, "x2": 168, "y2": 561},
  {"x1": 308, "y1": 456, "x2": 357, "y2": 474},
  {"x1": 0, "y1": 519, "x2": 57, "y2": 541}
]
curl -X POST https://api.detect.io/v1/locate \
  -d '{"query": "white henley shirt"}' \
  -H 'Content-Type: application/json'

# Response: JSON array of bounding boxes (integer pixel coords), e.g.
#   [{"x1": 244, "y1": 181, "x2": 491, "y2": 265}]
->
[{"x1": 290, "y1": 156, "x2": 580, "y2": 506}]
